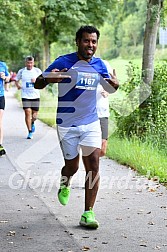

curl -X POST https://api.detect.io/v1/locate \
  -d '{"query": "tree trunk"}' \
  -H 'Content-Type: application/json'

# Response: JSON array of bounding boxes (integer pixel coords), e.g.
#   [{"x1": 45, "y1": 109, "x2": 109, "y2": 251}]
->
[
  {"x1": 142, "y1": 0, "x2": 163, "y2": 85},
  {"x1": 43, "y1": 38, "x2": 50, "y2": 70},
  {"x1": 42, "y1": 16, "x2": 51, "y2": 70}
]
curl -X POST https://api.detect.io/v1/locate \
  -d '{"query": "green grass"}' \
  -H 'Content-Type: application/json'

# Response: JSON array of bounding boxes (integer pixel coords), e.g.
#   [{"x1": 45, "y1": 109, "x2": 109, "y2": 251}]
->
[
  {"x1": 14, "y1": 90, "x2": 21, "y2": 101},
  {"x1": 15, "y1": 89, "x2": 57, "y2": 127},
  {"x1": 107, "y1": 135, "x2": 167, "y2": 184},
  {"x1": 106, "y1": 57, "x2": 167, "y2": 184},
  {"x1": 108, "y1": 58, "x2": 142, "y2": 84},
  {"x1": 38, "y1": 89, "x2": 57, "y2": 127}
]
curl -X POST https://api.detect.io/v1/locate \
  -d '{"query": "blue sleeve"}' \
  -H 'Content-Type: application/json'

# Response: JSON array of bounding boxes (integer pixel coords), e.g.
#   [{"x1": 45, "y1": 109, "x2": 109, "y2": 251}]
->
[
  {"x1": 3, "y1": 63, "x2": 10, "y2": 76},
  {"x1": 44, "y1": 56, "x2": 65, "y2": 72},
  {"x1": 101, "y1": 60, "x2": 110, "y2": 79}
]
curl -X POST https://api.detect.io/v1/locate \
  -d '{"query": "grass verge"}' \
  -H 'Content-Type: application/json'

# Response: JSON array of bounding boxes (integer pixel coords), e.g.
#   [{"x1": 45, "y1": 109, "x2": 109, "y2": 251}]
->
[
  {"x1": 107, "y1": 135, "x2": 167, "y2": 184},
  {"x1": 15, "y1": 88, "x2": 57, "y2": 127},
  {"x1": 38, "y1": 89, "x2": 57, "y2": 127}
]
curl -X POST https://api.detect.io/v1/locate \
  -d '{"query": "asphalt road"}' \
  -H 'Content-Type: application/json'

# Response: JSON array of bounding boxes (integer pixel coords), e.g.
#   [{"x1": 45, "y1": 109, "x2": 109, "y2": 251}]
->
[{"x1": 0, "y1": 88, "x2": 167, "y2": 252}]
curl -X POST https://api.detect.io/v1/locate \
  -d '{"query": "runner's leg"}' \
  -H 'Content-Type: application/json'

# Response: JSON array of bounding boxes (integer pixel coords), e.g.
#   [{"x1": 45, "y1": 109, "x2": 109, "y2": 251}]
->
[
  {"x1": 24, "y1": 108, "x2": 32, "y2": 132},
  {"x1": 32, "y1": 110, "x2": 38, "y2": 124},
  {"x1": 0, "y1": 109, "x2": 4, "y2": 144},
  {"x1": 31, "y1": 98, "x2": 40, "y2": 124},
  {"x1": 61, "y1": 155, "x2": 80, "y2": 186},
  {"x1": 82, "y1": 147, "x2": 100, "y2": 211}
]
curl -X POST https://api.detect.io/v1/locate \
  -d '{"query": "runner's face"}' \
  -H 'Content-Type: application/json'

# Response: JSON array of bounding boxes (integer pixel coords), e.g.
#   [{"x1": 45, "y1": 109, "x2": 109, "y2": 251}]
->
[
  {"x1": 77, "y1": 32, "x2": 98, "y2": 62},
  {"x1": 26, "y1": 60, "x2": 34, "y2": 70}
]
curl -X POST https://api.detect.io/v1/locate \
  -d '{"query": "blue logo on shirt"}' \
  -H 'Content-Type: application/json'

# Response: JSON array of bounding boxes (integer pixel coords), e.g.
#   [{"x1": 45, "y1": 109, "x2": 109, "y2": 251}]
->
[{"x1": 26, "y1": 82, "x2": 34, "y2": 88}]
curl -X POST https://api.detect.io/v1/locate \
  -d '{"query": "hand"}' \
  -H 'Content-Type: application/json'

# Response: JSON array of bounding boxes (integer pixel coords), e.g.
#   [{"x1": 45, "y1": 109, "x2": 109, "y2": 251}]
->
[
  {"x1": 31, "y1": 78, "x2": 36, "y2": 83},
  {"x1": 15, "y1": 81, "x2": 22, "y2": 90},
  {"x1": 105, "y1": 69, "x2": 119, "y2": 89},
  {"x1": 0, "y1": 72, "x2": 6, "y2": 80},
  {"x1": 44, "y1": 68, "x2": 71, "y2": 83},
  {"x1": 101, "y1": 90, "x2": 109, "y2": 98},
  {"x1": 17, "y1": 85, "x2": 22, "y2": 90}
]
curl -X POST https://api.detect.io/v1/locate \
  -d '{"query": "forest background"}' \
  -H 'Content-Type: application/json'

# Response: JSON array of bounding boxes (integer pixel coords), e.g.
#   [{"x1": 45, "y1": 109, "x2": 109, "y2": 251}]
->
[{"x1": 0, "y1": 0, "x2": 167, "y2": 183}]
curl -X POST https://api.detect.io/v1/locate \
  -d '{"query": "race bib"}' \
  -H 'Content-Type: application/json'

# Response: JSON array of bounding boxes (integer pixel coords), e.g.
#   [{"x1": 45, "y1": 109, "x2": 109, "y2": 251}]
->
[
  {"x1": 75, "y1": 72, "x2": 99, "y2": 90},
  {"x1": 26, "y1": 82, "x2": 34, "y2": 88}
]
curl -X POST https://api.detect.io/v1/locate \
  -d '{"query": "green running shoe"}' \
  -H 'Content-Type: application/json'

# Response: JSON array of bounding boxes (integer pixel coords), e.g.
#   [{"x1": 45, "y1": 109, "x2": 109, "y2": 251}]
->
[
  {"x1": 58, "y1": 185, "x2": 70, "y2": 205},
  {"x1": 0, "y1": 145, "x2": 6, "y2": 156},
  {"x1": 79, "y1": 208, "x2": 99, "y2": 229}
]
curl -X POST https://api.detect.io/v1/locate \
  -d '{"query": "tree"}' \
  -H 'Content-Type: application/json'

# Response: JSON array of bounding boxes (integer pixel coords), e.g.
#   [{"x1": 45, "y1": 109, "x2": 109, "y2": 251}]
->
[
  {"x1": 105, "y1": 0, "x2": 146, "y2": 57},
  {"x1": 0, "y1": 0, "x2": 44, "y2": 70},
  {"x1": 97, "y1": 22, "x2": 116, "y2": 58},
  {"x1": 142, "y1": 0, "x2": 163, "y2": 84},
  {"x1": 39, "y1": 0, "x2": 117, "y2": 68},
  {"x1": 119, "y1": 14, "x2": 143, "y2": 47},
  {"x1": 0, "y1": 0, "x2": 118, "y2": 69}
]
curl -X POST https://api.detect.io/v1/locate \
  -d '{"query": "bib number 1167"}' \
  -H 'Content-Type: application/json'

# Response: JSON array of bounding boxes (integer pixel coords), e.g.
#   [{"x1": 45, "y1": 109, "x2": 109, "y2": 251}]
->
[{"x1": 76, "y1": 72, "x2": 99, "y2": 90}]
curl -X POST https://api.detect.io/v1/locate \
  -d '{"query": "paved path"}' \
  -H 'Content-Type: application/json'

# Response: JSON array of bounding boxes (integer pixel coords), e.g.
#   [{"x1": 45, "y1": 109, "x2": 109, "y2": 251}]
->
[{"x1": 0, "y1": 89, "x2": 167, "y2": 252}]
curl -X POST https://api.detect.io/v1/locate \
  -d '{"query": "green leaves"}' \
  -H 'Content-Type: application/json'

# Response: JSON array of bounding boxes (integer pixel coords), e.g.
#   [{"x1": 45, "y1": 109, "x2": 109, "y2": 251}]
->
[
  {"x1": 115, "y1": 61, "x2": 167, "y2": 151},
  {"x1": 0, "y1": 0, "x2": 117, "y2": 69}
]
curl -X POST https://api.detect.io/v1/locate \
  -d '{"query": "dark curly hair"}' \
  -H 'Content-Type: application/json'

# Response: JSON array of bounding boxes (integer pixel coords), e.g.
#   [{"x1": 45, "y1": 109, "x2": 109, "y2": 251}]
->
[{"x1": 75, "y1": 25, "x2": 100, "y2": 42}]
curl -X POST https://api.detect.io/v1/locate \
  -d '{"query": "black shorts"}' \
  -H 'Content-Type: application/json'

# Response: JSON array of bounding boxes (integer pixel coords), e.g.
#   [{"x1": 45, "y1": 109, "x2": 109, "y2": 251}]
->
[
  {"x1": 99, "y1": 117, "x2": 108, "y2": 140},
  {"x1": 22, "y1": 98, "x2": 40, "y2": 111},
  {"x1": 0, "y1": 96, "x2": 5, "y2": 110}
]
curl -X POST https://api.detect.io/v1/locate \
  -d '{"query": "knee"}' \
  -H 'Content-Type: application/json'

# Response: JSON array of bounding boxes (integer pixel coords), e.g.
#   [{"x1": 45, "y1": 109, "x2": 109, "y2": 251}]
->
[
  {"x1": 71, "y1": 165, "x2": 79, "y2": 174},
  {"x1": 32, "y1": 112, "x2": 38, "y2": 120},
  {"x1": 25, "y1": 109, "x2": 31, "y2": 117},
  {"x1": 62, "y1": 164, "x2": 79, "y2": 175},
  {"x1": 89, "y1": 155, "x2": 100, "y2": 173}
]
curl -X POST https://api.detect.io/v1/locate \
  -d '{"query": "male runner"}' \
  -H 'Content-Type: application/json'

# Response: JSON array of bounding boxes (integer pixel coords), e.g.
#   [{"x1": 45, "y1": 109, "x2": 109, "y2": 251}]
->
[
  {"x1": 15, "y1": 56, "x2": 42, "y2": 139},
  {"x1": 35, "y1": 26, "x2": 119, "y2": 228},
  {"x1": 0, "y1": 60, "x2": 10, "y2": 155}
]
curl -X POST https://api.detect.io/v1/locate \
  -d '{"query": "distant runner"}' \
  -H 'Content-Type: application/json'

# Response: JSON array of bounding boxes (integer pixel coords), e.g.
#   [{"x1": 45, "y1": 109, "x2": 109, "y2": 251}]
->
[
  {"x1": 0, "y1": 60, "x2": 10, "y2": 155},
  {"x1": 15, "y1": 56, "x2": 42, "y2": 139}
]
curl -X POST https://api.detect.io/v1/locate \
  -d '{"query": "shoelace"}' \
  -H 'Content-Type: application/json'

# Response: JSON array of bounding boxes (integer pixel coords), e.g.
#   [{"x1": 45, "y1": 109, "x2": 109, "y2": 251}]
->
[{"x1": 86, "y1": 210, "x2": 95, "y2": 220}]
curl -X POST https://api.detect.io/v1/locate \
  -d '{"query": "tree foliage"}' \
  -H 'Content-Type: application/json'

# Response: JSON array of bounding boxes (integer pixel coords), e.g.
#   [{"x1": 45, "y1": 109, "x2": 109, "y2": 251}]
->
[
  {"x1": 97, "y1": 0, "x2": 147, "y2": 60},
  {"x1": 0, "y1": 0, "x2": 117, "y2": 69},
  {"x1": 0, "y1": 0, "x2": 43, "y2": 69},
  {"x1": 0, "y1": 0, "x2": 166, "y2": 71},
  {"x1": 39, "y1": 0, "x2": 117, "y2": 68}
]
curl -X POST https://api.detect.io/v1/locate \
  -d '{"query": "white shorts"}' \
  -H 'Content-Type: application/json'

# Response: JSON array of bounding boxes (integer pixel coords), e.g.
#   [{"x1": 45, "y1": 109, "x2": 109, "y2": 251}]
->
[{"x1": 57, "y1": 120, "x2": 101, "y2": 160}]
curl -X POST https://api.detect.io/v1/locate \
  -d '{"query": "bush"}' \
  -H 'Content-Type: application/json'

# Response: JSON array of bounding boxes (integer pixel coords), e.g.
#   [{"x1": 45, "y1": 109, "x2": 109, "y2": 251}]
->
[
  {"x1": 102, "y1": 47, "x2": 119, "y2": 59},
  {"x1": 114, "y1": 61, "x2": 167, "y2": 151},
  {"x1": 155, "y1": 47, "x2": 167, "y2": 61}
]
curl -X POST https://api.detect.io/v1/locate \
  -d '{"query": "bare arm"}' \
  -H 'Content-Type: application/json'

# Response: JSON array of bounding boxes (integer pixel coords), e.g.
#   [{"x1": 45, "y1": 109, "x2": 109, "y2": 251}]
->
[
  {"x1": 34, "y1": 74, "x2": 48, "y2": 89},
  {"x1": 0, "y1": 72, "x2": 10, "y2": 82},
  {"x1": 15, "y1": 80, "x2": 22, "y2": 90},
  {"x1": 34, "y1": 68, "x2": 70, "y2": 89}
]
